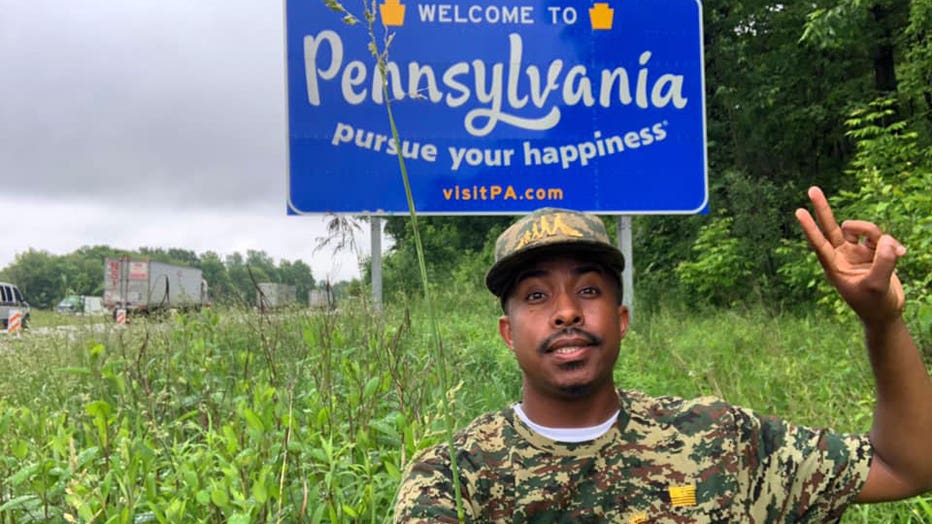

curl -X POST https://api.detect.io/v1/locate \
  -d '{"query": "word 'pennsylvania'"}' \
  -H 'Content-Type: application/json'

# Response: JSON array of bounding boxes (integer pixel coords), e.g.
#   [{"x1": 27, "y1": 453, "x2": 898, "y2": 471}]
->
[{"x1": 304, "y1": 32, "x2": 689, "y2": 136}]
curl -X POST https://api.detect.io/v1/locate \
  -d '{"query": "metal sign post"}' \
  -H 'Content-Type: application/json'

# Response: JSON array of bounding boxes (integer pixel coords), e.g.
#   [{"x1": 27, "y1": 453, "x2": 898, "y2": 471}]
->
[
  {"x1": 618, "y1": 216, "x2": 634, "y2": 321},
  {"x1": 371, "y1": 215, "x2": 382, "y2": 307}
]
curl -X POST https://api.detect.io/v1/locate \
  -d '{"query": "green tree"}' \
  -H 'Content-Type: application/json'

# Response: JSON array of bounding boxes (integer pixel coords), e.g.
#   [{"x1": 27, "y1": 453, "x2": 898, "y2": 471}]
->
[
  {"x1": 199, "y1": 251, "x2": 231, "y2": 305},
  {"x1": 799, "y1": 0, "x2": 932, "y2": 139},
  {"x1": 637, "y1": 0, "x2": 930, "y2": 310},
  {"x1": 899, "y1": 0, "x2": 932, "y2": 135},
  {"x1": 836, "y1": 100, "x2": 932, "y2": 318},
  {"x1": 137, "y1": 247, "x2": 200, "y2": 267},
  {"x1": 705, "y1": 0, "x2": 870, "y2": 187},
  {"x1": 246, "y1": 250, "x2": 276, "y2": 283},
  {"x1": 379, "y1": 216, "x2": 510, "y2": 295},
  {"x1": 278, "y1": 259, "x2": 315, "y2": 305},
  {"x1": 224, "y1": 253, "x2": 255, "y2": 306},
  {"x1": 60, "y1": 245, "x2": 124, "y2": 296},
  {"x1": 166, "y1": 248, "x2": 200, "y2": 267},
  {"x1": 0, "y1": 250, "x2": 65, "y2": 309},
  {"x1": 800, "y1": 0, "x2": 910, "y2": 95},
  {"x1": 675, "y1": 212, "x2": 754, "y2": 306}
]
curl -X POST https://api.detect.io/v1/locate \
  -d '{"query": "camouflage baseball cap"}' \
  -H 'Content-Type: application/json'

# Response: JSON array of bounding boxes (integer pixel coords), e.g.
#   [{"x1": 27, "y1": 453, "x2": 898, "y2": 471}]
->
[{"x1": 485, "y1": 208, "x2": 625, "y2": 297}]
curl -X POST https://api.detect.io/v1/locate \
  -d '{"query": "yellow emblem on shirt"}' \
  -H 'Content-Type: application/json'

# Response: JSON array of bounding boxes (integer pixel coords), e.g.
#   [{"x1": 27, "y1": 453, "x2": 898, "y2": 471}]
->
[{"x1": 669, "y1": 484, "x2": 697, "y2": 507}]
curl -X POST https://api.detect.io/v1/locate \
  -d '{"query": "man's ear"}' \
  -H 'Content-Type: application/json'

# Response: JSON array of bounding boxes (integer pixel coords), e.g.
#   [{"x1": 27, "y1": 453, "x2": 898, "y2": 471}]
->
[
  {"x1": 499, "y1": 314, "x2": 514, "y2": 350},
  {"x1": 618, "y1": 305, "x2": 630, "y2": 339}
]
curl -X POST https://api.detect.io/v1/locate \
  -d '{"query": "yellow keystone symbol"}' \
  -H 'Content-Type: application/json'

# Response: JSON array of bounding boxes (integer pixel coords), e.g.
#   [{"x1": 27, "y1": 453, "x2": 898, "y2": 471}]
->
[
  {"x1": 589, "y1": 3, "x2": 614, "y2": 30},
  {"x1": 380, "y1": 0, "x2": 406, "y2": 26}
]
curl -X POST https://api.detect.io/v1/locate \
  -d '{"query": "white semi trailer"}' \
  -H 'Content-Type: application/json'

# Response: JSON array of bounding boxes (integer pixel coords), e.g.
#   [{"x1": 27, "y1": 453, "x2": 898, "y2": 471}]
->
[
  {"x1": 103, "y1": 257, "x2": 209, "y2": 314},
  {"x1": 257, "y1": 282, "x2": 297, "y2": 310}
]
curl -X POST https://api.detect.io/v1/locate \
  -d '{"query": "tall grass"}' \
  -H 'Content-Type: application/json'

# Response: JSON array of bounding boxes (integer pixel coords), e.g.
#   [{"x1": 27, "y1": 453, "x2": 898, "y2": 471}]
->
[{"x1": 0, "y1": 294, "x2": 929, "y2": 522}]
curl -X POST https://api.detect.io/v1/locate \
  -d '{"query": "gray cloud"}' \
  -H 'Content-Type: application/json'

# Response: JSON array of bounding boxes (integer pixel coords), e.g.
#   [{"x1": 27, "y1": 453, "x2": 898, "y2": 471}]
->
[
  {"x1": 0, "y1": 1, "x2": 375, "y2": 282},
  {"x1": 0, "y1": 0, "x2": 286, "y2": 209}
]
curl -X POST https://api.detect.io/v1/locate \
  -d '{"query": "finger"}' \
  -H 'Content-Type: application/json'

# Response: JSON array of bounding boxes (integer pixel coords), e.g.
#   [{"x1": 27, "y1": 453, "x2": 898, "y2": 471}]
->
[
  {"x1": 841, "y1": 220, "x2": 883, "y2": 248},
  {"x1": 795, "y1": 208, "x2": 836, "y2": 270},
  {"x1": 808, "y1": 186, "x2": 845, "y2": 247},
  {"x1": 865, "y1": 235, "x2": 906, "y2": 290},
  {"x1": 795, "y1": 208, "x2": 824, "y2": 247}
]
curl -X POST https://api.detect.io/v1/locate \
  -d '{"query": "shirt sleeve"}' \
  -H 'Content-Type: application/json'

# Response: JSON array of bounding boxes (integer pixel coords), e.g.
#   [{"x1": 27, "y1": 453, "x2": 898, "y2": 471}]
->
[
  {"x1": 731, "y1": 405, "x2": 873, "y2": 522},
  {"x1": 394, "y1": 447, "x2": 475, "y2": 523}
]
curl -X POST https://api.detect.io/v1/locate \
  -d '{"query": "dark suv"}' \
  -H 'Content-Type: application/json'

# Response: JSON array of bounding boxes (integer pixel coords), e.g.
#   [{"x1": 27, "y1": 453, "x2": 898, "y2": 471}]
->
[{"x1": 0, "y1": 282, "x2": 30, "y2": 330}]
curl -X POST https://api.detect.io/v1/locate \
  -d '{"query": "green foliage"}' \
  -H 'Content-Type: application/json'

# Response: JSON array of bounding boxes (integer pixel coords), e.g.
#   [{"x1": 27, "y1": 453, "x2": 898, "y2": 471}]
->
[
  {"x1": 837, "y1": 98, "x2": 932, "y2": 345},
  {"x1": 706, "y1": 0, "x2": 870, "y2": 183},
  {"x1": 279, "y1": 259, "x2": 317, "y2": 306},
  {"x1": 675, "y1": 212, "x2": 754, "y2": 306},
  {"x1": 800, "y1": 0, "x2": 871, "y2": 50},
  {"x1": 634, "y1": 0, "x2": 927, "y2": 314},
  {"x1": 0, "y1": 246, "x2": 132, "y2": 309},
  {"x1": 629, "y1": 214, "x2": 699, "y2": 312},
  {"x1": 899, "y1": 0, "x2": 932, "y2": 139},
  {"x1": 379, "y1": 216, "x2": 510, "y2": 295},
  {"x1": 776, "y1": 98, "x2": 932, "y2": 348},
  {"x1": 138, "y1": 246, "x2": 201, "y2": 267},
  {"x1": 0, "y1": 292, "x2": 929, "y2": 521},
  {"x1": 0, "y1": 250, "x2": 67, "y2": 309}
]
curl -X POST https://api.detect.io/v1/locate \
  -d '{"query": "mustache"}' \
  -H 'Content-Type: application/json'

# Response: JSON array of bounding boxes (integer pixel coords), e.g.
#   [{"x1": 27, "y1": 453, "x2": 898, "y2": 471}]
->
[{"x1": 538, "y1": 328, "x2": 602, "y2": 354}]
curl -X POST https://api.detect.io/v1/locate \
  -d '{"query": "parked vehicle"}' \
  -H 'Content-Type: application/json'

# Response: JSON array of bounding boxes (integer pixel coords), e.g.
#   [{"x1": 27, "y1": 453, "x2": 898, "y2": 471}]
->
[
  {"x1": 257, "y1": 282, "x2": 297, "y2": 310},
  {"x1": 103, "y1": 257, "x2": 209, "y2": 314},
  {"x1": 0, "y1": 282, "x2": 30, "y2": 330},
  {"x1": 56, "y1": 295, "x2": 106, "y2": 315}
]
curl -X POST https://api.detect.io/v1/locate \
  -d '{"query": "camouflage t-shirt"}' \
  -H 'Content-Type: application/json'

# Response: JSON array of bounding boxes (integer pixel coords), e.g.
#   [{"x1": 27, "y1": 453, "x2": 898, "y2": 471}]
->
[{"x1": 394, "y1": 389, "x2": 872, "y2": 523}]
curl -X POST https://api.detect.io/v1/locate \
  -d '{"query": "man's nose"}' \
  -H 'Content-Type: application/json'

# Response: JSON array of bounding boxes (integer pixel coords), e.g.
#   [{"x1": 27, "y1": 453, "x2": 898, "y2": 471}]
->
[{"x1": 551, "y1": 291, "x2": 582, "y2": 328}]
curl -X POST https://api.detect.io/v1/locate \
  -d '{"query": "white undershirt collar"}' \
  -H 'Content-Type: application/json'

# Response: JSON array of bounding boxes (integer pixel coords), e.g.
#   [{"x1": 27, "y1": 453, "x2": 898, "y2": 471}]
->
[{"x1": 513, "y1": 403, "x2": 620, "y2": 443}]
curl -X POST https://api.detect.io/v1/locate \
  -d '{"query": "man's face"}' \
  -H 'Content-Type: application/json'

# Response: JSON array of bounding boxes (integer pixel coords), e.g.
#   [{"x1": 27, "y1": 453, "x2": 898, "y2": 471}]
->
[{"x1": 498, "y1": 255, "x2": 629, "y2": 401}]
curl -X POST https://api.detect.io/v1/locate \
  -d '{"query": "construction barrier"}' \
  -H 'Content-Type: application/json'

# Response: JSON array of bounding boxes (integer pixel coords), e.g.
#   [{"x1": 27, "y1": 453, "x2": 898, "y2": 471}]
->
[{"x1": 6, "y1": 309, "x2": 22, "y2": 334}]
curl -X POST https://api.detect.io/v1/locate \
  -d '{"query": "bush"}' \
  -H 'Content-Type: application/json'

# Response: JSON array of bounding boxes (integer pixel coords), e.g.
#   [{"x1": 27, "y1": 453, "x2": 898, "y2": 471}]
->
[{"x1": 675, "y1": 212, "x2": 754, "y2": 306}]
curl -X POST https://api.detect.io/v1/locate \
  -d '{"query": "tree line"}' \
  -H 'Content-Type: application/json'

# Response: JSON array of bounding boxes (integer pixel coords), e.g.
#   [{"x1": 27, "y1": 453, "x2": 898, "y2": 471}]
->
[{"x1": 0, "y1": 245, "x2": 346, "y2": 310}]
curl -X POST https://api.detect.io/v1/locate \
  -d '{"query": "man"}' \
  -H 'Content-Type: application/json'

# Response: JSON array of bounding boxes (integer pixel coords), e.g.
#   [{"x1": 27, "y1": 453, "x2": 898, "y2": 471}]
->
[{"x1": 394, "y1": 187, "x2": 932, "y2": 522}]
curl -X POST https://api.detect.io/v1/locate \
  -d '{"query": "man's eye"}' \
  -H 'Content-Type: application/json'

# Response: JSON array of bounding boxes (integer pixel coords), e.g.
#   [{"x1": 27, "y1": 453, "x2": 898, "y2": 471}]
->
[
  {"x1": 580, "y1": 287, "x2": 599, "y2": 296},
  {"x1": 526, "y1": 291, "x2": 546, "y2": 302}
]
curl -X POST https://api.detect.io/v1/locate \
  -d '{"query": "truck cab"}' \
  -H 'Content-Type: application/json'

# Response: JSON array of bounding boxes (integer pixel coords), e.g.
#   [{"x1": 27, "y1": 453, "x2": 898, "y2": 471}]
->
[
  {"x1": 57, "y1": 295, "x2": 105, "y2": 315},
  {"x1": 0, "y1": 282, "x2": 30, "y2": 330}
]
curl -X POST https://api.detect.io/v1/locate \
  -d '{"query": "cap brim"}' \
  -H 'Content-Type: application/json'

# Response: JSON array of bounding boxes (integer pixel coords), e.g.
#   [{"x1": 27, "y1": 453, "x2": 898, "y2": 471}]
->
[{"x1": 485, "y1": 241, "x2": 625, "y2": 297}]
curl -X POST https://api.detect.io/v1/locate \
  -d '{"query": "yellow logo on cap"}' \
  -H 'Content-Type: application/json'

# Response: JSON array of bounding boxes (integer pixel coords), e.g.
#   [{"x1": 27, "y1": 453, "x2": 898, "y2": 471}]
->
[
  {"x1": 669, "y1": 484, "x2": 697, "y2": 507},
  {"x1": 380, "y1": 0, "x2": 406, "y2": 26},
  {"x1": 515, "y1": 214, "x2": 583, "y2": 250},
  {"x1": 589, "y1": 3, "x2": 615, "y2": 30}
]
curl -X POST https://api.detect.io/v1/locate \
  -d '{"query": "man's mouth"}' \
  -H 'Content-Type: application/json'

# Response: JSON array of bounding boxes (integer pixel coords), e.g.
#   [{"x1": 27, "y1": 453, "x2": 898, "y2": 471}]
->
[
  {"x1": 540, "y1": 329, "x2": 601, "y2": 355},
  {"x1": 552, "y1": 345, "x2": 587, "y2": 355},
  {"x1": 550, "y1": 346, "x2": 590, "y2": 365}
]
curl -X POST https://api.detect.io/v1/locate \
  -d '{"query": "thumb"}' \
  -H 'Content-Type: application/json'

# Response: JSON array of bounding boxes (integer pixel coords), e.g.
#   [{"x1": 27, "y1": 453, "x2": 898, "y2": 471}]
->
[{"x1": 867, "y1": 235, "x2": 905, "y2": 287}]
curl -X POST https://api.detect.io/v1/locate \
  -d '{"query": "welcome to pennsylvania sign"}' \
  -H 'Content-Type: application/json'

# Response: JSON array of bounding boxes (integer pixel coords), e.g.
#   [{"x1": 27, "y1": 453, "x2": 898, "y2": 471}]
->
[{"x1": 285, "y1": 0, "x2": 707, "y2": 215}]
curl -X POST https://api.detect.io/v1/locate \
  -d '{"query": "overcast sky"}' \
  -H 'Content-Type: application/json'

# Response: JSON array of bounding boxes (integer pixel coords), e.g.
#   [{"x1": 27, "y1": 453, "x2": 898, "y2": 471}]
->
[{"x1": 0, "y1": 0, "x2": 377, "y2": 283}]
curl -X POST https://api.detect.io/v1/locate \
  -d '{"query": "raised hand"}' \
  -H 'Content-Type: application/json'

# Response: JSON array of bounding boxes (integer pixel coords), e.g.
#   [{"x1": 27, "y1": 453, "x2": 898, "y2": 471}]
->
[{"x1": 794, "y1": 186, "x2": 906, "y2": 325}]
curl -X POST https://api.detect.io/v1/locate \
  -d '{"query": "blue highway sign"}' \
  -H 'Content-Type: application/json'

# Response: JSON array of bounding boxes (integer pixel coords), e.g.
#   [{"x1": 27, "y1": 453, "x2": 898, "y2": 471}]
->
[{"x1": 285, "y1": 0, "x2": 708, "y2": 215}]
